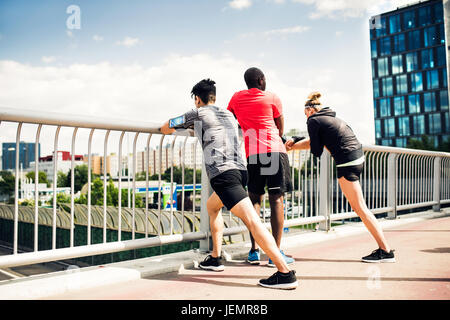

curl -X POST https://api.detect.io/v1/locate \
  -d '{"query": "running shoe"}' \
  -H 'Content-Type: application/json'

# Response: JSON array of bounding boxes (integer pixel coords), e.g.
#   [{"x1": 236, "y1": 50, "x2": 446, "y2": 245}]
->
[
  {"x1": 361, "y1": 248, "x2": 396, "y2": 263},
  {"x1": 267, "y1": 250, "x2": 295, "y2": 267},
  {"x1": 258, "y1": 270, "x2": 298, "y2": 290},
  {"x1": 199, "y1": 255, "x2": 225, "y2": 271},
  {"x1": 247, "y1": 249, "x2": 261, "y2": 265}
]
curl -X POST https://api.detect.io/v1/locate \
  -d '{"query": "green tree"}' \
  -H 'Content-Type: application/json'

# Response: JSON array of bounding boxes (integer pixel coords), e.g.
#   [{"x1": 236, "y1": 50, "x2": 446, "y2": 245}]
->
[
  {"x1": 25, "y1": 171, "x2": 49, "y2": 186},
  {"x1": 0, "y1": 171, "x2": 15, "y2": 200},
  {"x1": 66, "y1": 164, "x2": 91, "y2": 193},
  {"x1": 407, "y1": 135, "x2": 437, "y2": 151}
]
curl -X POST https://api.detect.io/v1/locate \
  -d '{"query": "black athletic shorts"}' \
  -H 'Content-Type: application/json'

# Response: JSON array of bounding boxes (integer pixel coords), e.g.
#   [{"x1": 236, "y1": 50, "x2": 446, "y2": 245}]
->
[
  {"x1": 336, "y1": 163, "x2": 364, "y2": 182},
  {"x1": 210, "y1": 170, "x2": 248, "y2": 211},
  {"x1": 246, "y1": 152, "x2": 293, "y2": 196}
]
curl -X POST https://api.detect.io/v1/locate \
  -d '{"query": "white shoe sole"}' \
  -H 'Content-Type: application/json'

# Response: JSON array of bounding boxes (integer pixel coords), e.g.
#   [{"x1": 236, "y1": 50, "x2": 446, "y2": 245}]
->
[
  {"x1": 247, "y1": 260, "x2": 261, "y2": 265},
  {"x1": 258, "y1": 280, "x2": 298, "y2": 290},
  {"x1": 199, "y1": 264, "x2": 225, "y2": 271},
  {"x1": 361, "y1": 258, "x2": 396, "y2": 263}
]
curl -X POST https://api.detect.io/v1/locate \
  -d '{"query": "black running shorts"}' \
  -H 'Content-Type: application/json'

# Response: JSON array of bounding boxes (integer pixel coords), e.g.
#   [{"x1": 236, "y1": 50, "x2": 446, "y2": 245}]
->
[
  {"x1": 246, "y1": 152, "x2": 293, "y2": 196},
  {"x1": 210, "y1": 170, "x2": 248, "y2": 211},
  {"x1": 336, "y1": 163, "x2": 364, "y2": 182}
]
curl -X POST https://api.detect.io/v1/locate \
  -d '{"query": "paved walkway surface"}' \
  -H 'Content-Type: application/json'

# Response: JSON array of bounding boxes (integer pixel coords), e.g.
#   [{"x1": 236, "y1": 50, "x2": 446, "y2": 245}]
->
[{"x1": 47, "y1": 214, "x2": 450, "y2": 300}]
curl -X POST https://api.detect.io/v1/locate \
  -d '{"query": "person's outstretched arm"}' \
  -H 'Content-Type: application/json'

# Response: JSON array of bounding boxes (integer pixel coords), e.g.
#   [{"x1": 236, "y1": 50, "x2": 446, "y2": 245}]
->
[
  {"x1": 286, "y1": 138, "x2": 310, "y2": 151},
  {"x1": 160, "y1": 121, "x2": 175, "y2": 135}
]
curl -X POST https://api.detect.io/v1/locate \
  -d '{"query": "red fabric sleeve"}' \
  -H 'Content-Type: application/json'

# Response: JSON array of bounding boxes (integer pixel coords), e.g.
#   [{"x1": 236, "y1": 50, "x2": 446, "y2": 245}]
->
[{"x1": 272, "y1": 93, "x2": 283, "y2": 118}]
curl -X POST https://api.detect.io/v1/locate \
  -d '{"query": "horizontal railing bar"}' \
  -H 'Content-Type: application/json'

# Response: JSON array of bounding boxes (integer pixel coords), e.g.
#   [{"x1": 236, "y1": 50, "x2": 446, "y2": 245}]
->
[
  {"x1": 0, "y1": 106, "x2": 192, "y2": 136},
  {"x1": 362, "y1": 144, "x2": 450, "y2": 158},
  {"x1": 396, "y1": 201, "x2": 438, "y2": 211}
]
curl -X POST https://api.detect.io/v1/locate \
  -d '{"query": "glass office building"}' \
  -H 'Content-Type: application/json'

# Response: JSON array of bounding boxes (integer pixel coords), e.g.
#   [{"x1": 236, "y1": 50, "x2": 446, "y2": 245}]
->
[
  {"x1": 2, "y1": 142, "x2": 40, "y2": 171},
  {"x1": 370, "y1": 0, "x2": 450, "y2": 148}
]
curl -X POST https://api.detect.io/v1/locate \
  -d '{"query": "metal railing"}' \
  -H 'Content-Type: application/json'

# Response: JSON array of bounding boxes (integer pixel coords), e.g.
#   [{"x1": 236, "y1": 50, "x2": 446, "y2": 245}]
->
[{"x1": 0, "y1": 107, "x2": 449, "y2": 268}]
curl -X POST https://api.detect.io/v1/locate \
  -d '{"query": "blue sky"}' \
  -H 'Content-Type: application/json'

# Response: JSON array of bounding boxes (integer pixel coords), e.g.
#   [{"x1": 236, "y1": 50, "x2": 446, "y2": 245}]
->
[{"x1": 0, "y1": 0, "x2": 416, "y2": 151}]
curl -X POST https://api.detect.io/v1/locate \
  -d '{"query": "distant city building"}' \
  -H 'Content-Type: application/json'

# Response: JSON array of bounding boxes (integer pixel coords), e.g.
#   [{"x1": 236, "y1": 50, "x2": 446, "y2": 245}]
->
[
  {"x1": 370, "y1": 0, "x2": 450, "y2": 148},
  {"x1": 2, "y1": 142, "x2": 40, "y2": 170},
  {"x1": 31, "y1": 151, "x2": 84, "y2": 184}
]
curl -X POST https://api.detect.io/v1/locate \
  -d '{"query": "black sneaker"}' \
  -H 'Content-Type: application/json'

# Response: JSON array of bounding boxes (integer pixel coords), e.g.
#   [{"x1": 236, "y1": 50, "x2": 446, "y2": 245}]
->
[
  {"x1": 362, "y1": 248, "x2": 396, "y2": 263},
  {"x1": 199, "y1": 255, "x2": 225, "y2": 271},
  {"x1": 258, "y1": 270, "x2": 298, "y2": 290}
]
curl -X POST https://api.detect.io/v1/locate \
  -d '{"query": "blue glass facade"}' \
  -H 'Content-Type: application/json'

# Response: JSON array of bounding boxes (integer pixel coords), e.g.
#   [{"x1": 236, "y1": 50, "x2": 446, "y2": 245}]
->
[
  {"x1": 370, "y1": 0, "x2": 450, "y2": 148},
  {"x1": 2, "y1": 142, "x2": 40, "y2": 171}
]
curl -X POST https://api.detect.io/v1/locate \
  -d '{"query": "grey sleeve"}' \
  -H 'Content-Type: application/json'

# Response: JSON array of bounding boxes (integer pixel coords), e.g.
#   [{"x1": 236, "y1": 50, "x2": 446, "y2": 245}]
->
[{"x1": 172, "y1": 109, "x2": 199, "y2": 130}]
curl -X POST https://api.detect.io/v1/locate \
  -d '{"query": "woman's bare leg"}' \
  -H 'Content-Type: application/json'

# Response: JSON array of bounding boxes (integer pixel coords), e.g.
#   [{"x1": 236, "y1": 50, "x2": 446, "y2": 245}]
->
[{"x1": 338, "y1": 177, "x2": 391, "y2": 252}]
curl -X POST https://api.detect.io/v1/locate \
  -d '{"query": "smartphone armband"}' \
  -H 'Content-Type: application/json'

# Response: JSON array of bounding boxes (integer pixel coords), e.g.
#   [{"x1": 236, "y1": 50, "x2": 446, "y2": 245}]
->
[{"x1": 169, "y1": 115, "x2": 186, "y2": 128}]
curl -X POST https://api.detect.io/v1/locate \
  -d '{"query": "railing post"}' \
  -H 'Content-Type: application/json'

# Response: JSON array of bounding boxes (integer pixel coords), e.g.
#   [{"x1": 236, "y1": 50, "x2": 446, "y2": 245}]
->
[
  {"x1": 433, "y1": 157, "x2": 442, "y2": 212},
  {"x1": 199, "y1": 161, "x2": 212, "y2": 252},
  {"x1": 319, "y1": 152, "x2": 330, "y2": 231},
  {"x1": 387, "y1": 153, "x2": 398, "y2": 219}
]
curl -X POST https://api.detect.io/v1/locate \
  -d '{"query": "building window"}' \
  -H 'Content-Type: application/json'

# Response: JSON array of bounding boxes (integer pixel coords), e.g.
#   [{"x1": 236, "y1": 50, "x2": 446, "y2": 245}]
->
[
  {"x1": 394, "y1": 96, "x2": 405, "y2": 115},
  {"x1": 403, "y1": 10, "x2": 416, "y2": 30},
  {"x1": 445, "y1": 112, "x2": 450, "y2": 132},
  {"x1": 370, "y1": 40, "x2": 378, "y2": 58},
  {"x1": 426, "y1": 70, "x2": 439, "y2": 89},
  {"x1": 392, "y1": 34, "x2": 406, "y2": 53},
  {"x1": 398, "y1": 116, "x2": 410, "y2": 136},
  {"x1": 380, "y1": 37, "x2": 391, "y2": 56},
  {"x1": 408, "y1": 94, "x2": 421, "y2": 114},
  {"x1": 439, "y1": 24, "x2": 445, "y2": 45},
  {"x1": 381, "y1": 139, "x2": 392, "y2": 146},
  {"x1": 442, "y1": 68, "x2": 447, "y2": 88},
  {"x1": 424, "y1": 26, "x2": 438, "y2": 47},
  {"x1": 418, "y1": 5, "x2": 432, "y2": 27},
  {"x1": 381, "y1": 77, "x2": 393, "y2": 96},
  {"x1": 375, "y1": 119, "x2": 381, "y2": 139},
  {"x1": 384, "y1": 118, "x2": 396, "y2": 137},
  {"x1": 436, "y1": 46, "x2": 446, "y2": 67},
  {"x1": 380, "y1": 98, "x2": 391, "y2": 117},
  {"x1": 373, "y1": 79, "x2": 379, "y2": 98},
  {"x1": 410, "y1": 72, "x2": 423, "y2": 92},
  {"x1": 378, "y1": 57, "x2": 389, "y2": 77},
  {"x1": 406, "y1": 52, "x2": 418, "y2": 72},
  {"x1": 389, "y1": 14, "x2": 401, "y2": 34},
  {"x1": 440, "y1": 90, "x2": 449, "y2": 110},
  {"x1": 391, "y1": 54, "x2": 403, "y2": 74},
  {"x1": 412, "y1": 115, "x2": 425, "y2": 135},
  {"x1": 395, "y1": 138, "x2": 407, "y2": 147},
  {"x1": 434, "y1": 2, "x2": 444, "y2": 23},
  {"x1": 424, "y1": 92, "x2": 437, "y2": 112},
  {"x1": 408, "y1": 30, "x2": 421, "y2": 50},
  {"x1": 421, "y1": 48, "x2": 434, "y2": 69},
  {"x1": 376, "y1": 17, "x2": 387, "y2": 37},
  {"x1": 396, "y1": 74, "x2": 408, "y2": 94},
  {"x1": 429, "y1": 113, "x2": 441, "y2": 134}
]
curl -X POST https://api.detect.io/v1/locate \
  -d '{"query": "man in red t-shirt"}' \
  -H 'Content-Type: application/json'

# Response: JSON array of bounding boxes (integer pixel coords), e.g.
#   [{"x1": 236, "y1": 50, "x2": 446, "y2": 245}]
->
[{"x1": 227, "y1": 67, "x2": 294, "y2": 267}]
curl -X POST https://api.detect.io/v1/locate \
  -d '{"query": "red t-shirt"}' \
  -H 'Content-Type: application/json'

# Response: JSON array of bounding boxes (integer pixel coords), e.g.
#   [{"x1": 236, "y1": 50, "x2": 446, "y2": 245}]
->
[{"x1": 227, "y1": 88, "x2": 286, "y2": 158}]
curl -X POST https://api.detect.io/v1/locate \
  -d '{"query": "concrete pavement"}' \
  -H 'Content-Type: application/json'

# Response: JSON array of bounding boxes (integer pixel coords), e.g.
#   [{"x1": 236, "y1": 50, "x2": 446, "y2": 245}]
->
[{"x1": 42, "y1": 209, "x2": 450, "y2": 300}]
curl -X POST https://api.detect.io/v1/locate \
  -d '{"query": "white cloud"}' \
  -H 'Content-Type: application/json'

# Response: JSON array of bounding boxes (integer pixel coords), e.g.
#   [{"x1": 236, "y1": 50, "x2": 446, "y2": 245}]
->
[
  {"x1": 291, "y1": 0, "x2": 418, "y2": 19},
  {"x1": 229, "y1": 0, "x2": 252, "y2": 10},
  {"x1": 41, "y1": 56, "x2": 56, "y2": 64},
  {"x1": 240, "y1": 25, "x2": 310, "y2": 40},
  {"x1": 93, "y1": 35, "x2": 104, "y2": 42},
  {"x1": 263, "y1": 25, "x2": 310, "y2": 36},
  {"x1": 0, "y1": 53, "x2": 375, "y2": 156},
  {"x1": 115, "y1": 36, "x2": 140, "y2": 47}
]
